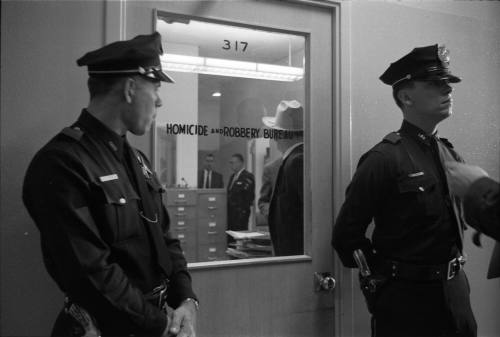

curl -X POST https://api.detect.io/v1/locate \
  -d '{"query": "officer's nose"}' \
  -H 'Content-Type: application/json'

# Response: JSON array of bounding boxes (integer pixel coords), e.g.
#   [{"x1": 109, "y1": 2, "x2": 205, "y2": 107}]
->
[{"x1": 155, "y1": 96, "x2": 162, "y2": 108}]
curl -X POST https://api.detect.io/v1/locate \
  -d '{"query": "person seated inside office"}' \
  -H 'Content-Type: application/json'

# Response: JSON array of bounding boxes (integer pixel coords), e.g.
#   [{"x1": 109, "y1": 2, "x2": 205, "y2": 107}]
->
[
  {"x1": 227, "y1": 154, "x2": 255, "y2": 242},
  {"x1": 198, "y1": 153, "x2": 224, "y2": 188}
]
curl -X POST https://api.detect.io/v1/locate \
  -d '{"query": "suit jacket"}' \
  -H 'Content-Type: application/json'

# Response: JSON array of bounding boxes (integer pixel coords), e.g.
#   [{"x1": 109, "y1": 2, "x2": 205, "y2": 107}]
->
[
  {"x1": 258, "y1": 158, "x2": 282, "y2": 217},
  {"x1": 227, "y1": 169, "x2": 255, "y2": 231},
  {"x1": 268, "y1": 144, "x2": 304, "y2": 256},
  {"x1": 197, "y1": 169, "x2": 224, "y2": 188},
  {"x1": 463, "y1": 176, "x2": 500, "y2": 279},
  {"x1": 227, "y1": 169, "x2": 255, "y2": 209}
]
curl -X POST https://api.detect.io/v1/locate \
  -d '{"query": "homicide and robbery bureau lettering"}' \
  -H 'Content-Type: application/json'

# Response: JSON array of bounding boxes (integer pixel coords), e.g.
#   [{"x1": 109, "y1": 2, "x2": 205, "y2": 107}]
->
[{"x1": 165, "y1": 123, "x2": 297, "y2": 139}]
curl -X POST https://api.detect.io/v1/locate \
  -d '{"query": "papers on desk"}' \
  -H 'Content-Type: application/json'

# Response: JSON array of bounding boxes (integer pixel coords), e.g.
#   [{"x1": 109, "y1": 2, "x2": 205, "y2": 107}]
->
[
  {"x1": 225, "y1": 230, "x2": 268, "y2": 240},
  {"x1": 225, "y1": 231, "x2": 273, "y2": 259}
]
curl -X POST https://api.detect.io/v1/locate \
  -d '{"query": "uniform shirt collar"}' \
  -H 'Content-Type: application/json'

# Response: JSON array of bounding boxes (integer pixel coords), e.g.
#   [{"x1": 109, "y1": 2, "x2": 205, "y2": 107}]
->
[
  {"x1": 400, "y1": 120, "x2": 438, "y2": 147},
  {"x1": 77, "y1": 109, "x2": 126, "y2": 158}
]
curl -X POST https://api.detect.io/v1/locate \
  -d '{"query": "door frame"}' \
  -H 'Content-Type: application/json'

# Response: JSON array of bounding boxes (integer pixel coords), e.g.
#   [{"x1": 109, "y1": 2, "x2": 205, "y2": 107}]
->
[{"x1": 104, "y1": 1, "x2": 355, "y2": 336}]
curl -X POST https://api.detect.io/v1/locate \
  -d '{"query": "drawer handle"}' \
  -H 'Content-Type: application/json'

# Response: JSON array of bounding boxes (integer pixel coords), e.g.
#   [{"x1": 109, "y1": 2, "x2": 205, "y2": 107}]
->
[
  {"x1": 207, "y1": 231, "x2": 218, "y2": 235},
  {"x1": 208, "y1": 206, "x2": 217, "y2": 210},
  {"x1": 175, "y1": 200, "x2": 187, "y2": 203},
  {"x1": 207, "y1": 257, "x2": 217, "y2": 261},
  {"x1": 175, "y1": 213, "x2": 186, "y2": 217}
]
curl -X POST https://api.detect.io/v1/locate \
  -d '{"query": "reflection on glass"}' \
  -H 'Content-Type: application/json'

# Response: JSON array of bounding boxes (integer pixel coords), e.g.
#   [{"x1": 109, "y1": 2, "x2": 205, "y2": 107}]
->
[{"x1": 155, "y1": 14, "x2": 306, "y2": 263}]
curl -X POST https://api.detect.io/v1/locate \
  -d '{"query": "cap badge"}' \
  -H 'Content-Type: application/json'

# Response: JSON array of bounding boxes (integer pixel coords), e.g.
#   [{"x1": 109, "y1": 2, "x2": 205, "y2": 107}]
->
[{"x1": 437, "y1": 45, "x2": 450, "y2": 67}]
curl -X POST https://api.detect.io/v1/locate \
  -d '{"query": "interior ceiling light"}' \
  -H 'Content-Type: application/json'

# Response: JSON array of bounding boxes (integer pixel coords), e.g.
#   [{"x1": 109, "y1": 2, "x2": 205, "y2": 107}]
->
[{"x1": 161, "y1": 54, "x2": 304, "y2": 82}]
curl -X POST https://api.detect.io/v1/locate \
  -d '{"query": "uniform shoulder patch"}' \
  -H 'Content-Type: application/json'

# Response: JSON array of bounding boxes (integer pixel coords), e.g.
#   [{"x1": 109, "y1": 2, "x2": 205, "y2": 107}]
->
[
  {"x1": 382, "y1": 132, "x2": 401, "y2": 144},
  {"x1": 61, "y1": 127, "x2": 84, "y2": 141},
  {"x1": 439, "y1": 137, "x2": 454, "y2": 149}
]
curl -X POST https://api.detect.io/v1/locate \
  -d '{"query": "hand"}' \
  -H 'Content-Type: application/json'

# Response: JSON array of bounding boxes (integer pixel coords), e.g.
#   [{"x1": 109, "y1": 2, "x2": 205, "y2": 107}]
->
[
  {"x1": 445, "y1": 162, "x2": 489, "y2": 198},
  {"x1": 167, "y1": 300, "x2": 197, "y2": 337}
]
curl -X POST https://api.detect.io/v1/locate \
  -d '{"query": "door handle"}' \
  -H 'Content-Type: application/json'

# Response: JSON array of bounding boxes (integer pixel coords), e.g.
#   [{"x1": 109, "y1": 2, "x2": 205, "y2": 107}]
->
[{"x1": 314, "y1": 272, "x2": 336, "y2": 292}]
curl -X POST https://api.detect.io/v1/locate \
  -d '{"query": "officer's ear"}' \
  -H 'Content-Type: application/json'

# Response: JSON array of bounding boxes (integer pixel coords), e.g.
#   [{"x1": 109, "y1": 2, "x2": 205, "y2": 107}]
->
[
  {"x1": 123, "y1": 77, "x2": 137, "y2": 104},
  {"x1": 397, "y1": 89, "x2": 413, "y2": 107}
]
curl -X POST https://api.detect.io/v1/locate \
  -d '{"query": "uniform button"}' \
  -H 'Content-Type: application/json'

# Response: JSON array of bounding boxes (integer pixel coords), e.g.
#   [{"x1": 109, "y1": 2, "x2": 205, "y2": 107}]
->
[{"x1": 119, "y1": 198, "x2": 126, "y2": 204}]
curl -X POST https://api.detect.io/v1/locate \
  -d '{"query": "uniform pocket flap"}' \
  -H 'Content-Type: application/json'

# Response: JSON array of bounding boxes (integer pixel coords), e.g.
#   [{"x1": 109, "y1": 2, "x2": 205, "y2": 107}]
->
[
  {"x1": 398, "y1": 174, "x2": 437, "y2": 193},
  {"x1": 97, "y1": 180, "x2": 140, "y2": 205}
]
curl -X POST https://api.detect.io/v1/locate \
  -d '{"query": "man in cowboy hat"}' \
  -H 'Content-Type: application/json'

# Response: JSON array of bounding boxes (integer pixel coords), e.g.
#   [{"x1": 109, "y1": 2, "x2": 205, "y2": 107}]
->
[
  {"x1": 332, "y1": 44, "x2": 476, "y2": 337},
  {"x1": 23, "y1": 32, "x2": 198, "y2": 337},
  {"x1": 263, "y1": 100, "x2": 304, "y2": 256}
]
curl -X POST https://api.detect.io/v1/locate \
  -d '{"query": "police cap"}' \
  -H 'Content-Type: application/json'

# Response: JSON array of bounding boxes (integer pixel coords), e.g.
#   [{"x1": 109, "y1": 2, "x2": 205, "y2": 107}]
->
[
  {"x1": 77, "y1": 32, "x2": 174, "y2": 83},
  {"x1": 380, "y1": 44, "x2": 460, "y2": 86}
]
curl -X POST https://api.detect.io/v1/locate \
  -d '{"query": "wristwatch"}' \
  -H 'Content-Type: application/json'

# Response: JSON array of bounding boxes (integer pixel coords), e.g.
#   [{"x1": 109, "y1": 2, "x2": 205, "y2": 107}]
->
[{"x1": 182, "y1": 297, "x2": 199, "y2": 311}]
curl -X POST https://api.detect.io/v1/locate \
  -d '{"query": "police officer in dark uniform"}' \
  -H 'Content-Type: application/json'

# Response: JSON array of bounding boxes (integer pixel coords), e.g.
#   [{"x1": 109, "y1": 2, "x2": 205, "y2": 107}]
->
[
  {"x1": 23, "y1": 32, "x2": 198, "y2": 337},
  {"x1": 227, "y1": 153, "x2": 255, "y2": 234},
  {"x1": 332, "y1": 44, "x2": 477, "y2": 337}
]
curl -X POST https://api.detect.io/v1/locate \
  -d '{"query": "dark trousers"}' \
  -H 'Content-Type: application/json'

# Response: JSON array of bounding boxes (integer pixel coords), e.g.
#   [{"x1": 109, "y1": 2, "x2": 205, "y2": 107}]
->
[{"x1": 372, "y1": 270, "x2": 476, "y2": 337}]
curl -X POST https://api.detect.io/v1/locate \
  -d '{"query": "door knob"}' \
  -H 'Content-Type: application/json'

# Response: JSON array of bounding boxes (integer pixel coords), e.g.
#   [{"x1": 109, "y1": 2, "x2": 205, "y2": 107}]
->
[{"x1": 314, "y1": 272, "x2": 336, "y2": 292}]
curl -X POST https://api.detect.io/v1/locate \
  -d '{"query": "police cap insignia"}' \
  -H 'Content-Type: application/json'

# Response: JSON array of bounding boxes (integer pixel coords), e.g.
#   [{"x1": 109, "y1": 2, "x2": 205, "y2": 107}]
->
[{"x1": 437, "y1": 45, "x2": 450, "y2": 67}]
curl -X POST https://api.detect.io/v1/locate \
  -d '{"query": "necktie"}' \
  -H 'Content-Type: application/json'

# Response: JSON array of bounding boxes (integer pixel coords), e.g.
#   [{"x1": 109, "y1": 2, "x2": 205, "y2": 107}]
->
[
  {"x1": 432, "y1": 137, "x2": 464, "y2": 252},
  {"x1": 123, "y1": 141, "x2": 171, "y2": 275}
]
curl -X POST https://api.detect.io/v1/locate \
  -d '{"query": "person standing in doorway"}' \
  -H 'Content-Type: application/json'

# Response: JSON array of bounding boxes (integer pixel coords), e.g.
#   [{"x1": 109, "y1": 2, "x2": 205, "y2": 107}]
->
[
  {"x1": 263, "y1": 100, "x2": 304, "y2": 256},
  {"x1": 227, "y1": 153, "x2": 255, "y2": 234}
]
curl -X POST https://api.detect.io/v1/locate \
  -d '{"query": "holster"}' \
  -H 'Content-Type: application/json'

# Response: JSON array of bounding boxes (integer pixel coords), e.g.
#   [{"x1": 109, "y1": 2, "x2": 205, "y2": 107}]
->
[{"x1": 359, "y1": 273, "x2": 388, "y2": 314}]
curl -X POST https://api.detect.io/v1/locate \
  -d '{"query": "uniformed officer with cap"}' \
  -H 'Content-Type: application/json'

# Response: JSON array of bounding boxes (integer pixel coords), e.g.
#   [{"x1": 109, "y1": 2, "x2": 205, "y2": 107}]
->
[
  {"x1": 332, "y1": 44, "x2": 477, "y2": 337},
  {"x1": 23, "y1": 32, "x2": 198, "y2": 337}
]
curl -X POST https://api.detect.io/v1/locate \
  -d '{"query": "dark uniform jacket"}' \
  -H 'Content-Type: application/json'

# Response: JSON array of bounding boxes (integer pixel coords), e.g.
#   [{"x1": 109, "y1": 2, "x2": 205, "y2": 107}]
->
[
  {"x1": 269, "y1": 144, "x2": 303, "y2": 256},
  {"x1": 197, "y1": 169, "x2": 224, "y2": 188},
  {"x1": 227, "y1": 169, "x2": 255, "y2": 231},
  {"x1": 464, "y1": 177, "x2": 500, "y2": 279},
  {"x1": 332, "y1": 121, "x2": 476, "y2": 337},
  {"x1": 23, "y1": 110, "x2": 196, "y2": 336},
  {"x1": 332, "y1": 121, "x2": 465, "y2": 267}
]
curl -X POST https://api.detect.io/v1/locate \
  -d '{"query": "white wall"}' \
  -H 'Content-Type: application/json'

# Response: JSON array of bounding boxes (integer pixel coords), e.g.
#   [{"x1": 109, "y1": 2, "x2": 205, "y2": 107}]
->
[{"x1": 1, "y1": 1, "x2": 106, "y2": 335}]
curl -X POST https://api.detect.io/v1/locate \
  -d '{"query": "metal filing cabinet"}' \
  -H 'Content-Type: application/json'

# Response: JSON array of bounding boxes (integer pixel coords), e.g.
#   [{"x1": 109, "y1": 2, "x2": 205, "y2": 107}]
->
[
  {"x1": 166, "y1": 189, "x2": 197, "y2": 262},
  {"x1": 197, "y1": 190, "x2": 227, "y2": 261},
  {"x1": 166, "y1": 188, "x2": 227, "y2": 262}
]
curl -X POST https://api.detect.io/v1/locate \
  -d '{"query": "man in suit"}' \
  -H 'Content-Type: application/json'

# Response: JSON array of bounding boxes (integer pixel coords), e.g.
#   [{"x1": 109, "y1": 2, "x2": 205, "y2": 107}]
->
[
  {"x1": 22, "y1": 32, "x2": 198, "y2": 337},
  {"x1": 227, "y1": 153, "x2": 255, "y2": 233},
  {"x1": 197, "y1": 153, "x2": 224, "y2": 188},
  {"x1": 446, "y1": 161, "x2": 500, "y2": 279},
  {"x1": 263, "y1": 100, "x2": 304, "y2": 256},
  {"x1": 257, "y1": 157, "x2": 282, "y2": 222},
  {"x1": 332, "y1": 44, "x2": 476, "y2": 337}
]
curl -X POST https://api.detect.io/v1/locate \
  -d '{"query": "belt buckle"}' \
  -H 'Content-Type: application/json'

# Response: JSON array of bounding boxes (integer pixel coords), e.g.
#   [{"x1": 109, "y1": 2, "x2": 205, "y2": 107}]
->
[{"x1": 447, "y1": 258, "x2": 457, "y2": 280}]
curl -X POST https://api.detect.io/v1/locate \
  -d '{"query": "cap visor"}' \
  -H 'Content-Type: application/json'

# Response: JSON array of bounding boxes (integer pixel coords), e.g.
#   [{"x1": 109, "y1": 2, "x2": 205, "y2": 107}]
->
[
  {"x1": 153, "y1": 69, "x2": 175, "y2": 83},
  {"x1": 445, "y1": 74, "x2": 461, "y2": 83}
]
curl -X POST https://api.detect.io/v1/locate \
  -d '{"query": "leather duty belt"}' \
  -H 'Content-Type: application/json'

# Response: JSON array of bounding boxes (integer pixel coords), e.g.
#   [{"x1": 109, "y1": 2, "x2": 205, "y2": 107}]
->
[{"x1": 378, "y1": 255, "x2": 466, "y2": 281}]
